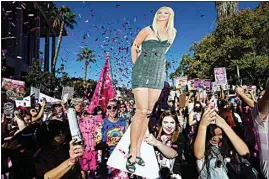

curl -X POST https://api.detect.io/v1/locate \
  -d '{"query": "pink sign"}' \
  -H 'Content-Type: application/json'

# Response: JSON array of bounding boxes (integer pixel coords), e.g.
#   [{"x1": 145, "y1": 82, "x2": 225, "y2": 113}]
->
[
  {"x1": 193, "y1": 78, "x2": 200, "y2": 89},
  {"x1": 78, "y1": 115, "x2": 103, "y2": 171}
]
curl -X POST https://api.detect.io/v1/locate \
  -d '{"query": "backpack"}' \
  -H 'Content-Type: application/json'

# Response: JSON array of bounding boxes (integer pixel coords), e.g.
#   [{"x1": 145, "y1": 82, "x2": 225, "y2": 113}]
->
[{"x1": 227, "y1": 153, "x2": 259, "y2": 179}]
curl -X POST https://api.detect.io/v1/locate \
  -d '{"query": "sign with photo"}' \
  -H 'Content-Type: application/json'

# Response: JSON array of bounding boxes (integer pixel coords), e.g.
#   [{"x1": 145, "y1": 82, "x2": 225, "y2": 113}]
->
[
  {"x1": 203, "y1": 79, "x2": 211, "y2": 89},
  {"x1": 2, "y1": 78, "x2": 26, "y2": 100},
  {"x1": 193, "y1": 78, "x2": 200, "y2": 89},
  {"x1": 3, "y1": 101, "x2": 15, "y2": 119},
  {"x1": 176, "y1": 76, "x2": 188, "y2": 90},
  {"x1": 214, "y1": 67, "x2": 228, "y2": 85}
]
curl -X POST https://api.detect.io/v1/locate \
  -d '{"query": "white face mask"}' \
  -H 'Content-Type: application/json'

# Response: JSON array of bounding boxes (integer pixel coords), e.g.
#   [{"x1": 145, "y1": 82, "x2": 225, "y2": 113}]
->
[{"x1": 162, "y1": 116, "x2": 176, "y2": 135}]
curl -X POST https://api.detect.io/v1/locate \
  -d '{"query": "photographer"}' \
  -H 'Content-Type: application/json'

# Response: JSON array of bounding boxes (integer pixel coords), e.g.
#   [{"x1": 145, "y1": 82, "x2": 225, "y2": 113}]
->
[{"x1": 194, "y1": 107, "x2": 249, "y2": 179}]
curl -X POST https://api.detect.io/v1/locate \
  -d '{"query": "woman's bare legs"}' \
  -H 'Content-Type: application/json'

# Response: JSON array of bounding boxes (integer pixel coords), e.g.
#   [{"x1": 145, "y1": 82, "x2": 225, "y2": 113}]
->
[
  {"x1": 129, "y1": 88, "x2": 149, "y2": 163},
  {"x1": 136, "y1": 88, "x2": 162, "y2": 159}
]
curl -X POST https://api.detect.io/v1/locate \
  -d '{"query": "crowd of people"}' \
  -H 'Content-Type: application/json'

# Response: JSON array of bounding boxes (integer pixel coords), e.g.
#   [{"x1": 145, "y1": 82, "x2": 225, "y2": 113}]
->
[{"x1": 1, "y1": 78, "x2": 268, "y2": 179}]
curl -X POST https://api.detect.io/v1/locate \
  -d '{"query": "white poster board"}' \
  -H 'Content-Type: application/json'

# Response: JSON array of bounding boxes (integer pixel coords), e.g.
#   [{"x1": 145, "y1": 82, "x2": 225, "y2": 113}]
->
[
  {"x1": 214, "y1": 67, "x2": 228, "y2": 85},
  {"x1": 107, "y1": 126, "x2": 160, "y2": 179},
  {"x1": 39, "y1": 93, "x2": 61, "y2": 103},
  {"x1": 61, "y1": 86, "x2": 74, "y2": 102},
  {"x1": 30, "y1": 86, "x2": 40, "y2": 100},
  {"x1": 15, "y1": 96, "x2": 31, "y2": 107}
]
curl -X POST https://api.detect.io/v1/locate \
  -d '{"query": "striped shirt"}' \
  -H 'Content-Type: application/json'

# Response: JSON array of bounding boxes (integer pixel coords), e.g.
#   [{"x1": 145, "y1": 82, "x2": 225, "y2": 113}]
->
[{"x1": 251, "y1": 104, "x2": 269, "y2": 179}]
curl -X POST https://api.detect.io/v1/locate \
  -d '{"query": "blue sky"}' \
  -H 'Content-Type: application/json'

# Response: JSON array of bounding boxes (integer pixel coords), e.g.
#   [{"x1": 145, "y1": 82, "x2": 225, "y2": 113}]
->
[{"x1": 40, "y1": 1, "x2": 261, "y2": 88}]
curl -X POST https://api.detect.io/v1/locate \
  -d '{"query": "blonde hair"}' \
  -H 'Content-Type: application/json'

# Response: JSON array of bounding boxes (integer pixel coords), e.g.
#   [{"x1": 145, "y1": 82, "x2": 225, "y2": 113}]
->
[{"x1": 152, "y1": 6, "x2": 177, "y2": 44}]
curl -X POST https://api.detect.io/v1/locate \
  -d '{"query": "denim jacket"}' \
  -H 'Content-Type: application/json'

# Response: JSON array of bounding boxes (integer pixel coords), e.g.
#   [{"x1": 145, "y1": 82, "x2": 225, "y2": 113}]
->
[{"x1": 197, "y1": 146, "x2": 229, "y2": 179}]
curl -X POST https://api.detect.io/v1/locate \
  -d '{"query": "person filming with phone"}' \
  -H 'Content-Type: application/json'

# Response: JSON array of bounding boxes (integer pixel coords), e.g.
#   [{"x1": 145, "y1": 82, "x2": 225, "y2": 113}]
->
[{"x1": 194, "y1": 107, "x2": 250, "y2": 179}]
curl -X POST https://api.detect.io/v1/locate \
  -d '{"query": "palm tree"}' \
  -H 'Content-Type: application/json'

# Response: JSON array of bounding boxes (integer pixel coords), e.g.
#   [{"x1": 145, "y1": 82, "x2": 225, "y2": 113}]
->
[
  {"x1": 51, "y1": 6, "x2": 76, "y2": 74},
  {"x1": 77, "y1": 48, "x2": 96, "y2": 87},
  {"x1": 215, "y1": 1, "x2": 238, "y2": 22}
]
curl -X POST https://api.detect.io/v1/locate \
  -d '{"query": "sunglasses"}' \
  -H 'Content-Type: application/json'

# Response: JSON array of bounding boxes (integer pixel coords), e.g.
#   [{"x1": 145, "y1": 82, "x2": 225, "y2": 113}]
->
[
  {"x1": 107, "y1": 106, "x2": 117, "y2": 110},
  {"x1": 120, "y1": 106, "x2": 126, "y2": 109}
]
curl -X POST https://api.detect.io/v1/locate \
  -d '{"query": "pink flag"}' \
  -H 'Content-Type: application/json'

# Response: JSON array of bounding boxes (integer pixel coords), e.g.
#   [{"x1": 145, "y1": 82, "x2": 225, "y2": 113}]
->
[{"x1": 87, "y1": 55, "x2": 115, "y2": 113}]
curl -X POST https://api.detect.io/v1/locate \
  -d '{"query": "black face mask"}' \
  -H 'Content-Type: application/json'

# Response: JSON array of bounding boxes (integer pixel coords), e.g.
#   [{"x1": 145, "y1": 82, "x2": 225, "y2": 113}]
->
[{"x1": 194, "y1": 106, "x2": 202, "y2": 112}]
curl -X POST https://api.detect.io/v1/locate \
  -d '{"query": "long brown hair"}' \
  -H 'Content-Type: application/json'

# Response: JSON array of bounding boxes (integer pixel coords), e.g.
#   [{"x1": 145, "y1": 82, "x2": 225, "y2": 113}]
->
[{"x1": 157, "y1": 110, "x2": 180, "y2": 143}]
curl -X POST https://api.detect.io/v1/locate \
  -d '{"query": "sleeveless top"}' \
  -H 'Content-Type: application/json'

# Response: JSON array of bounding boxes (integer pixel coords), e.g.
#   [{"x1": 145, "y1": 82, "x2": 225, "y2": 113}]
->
[{"x1": 131, "y1": 26, "x2": 171, "y2": 89}]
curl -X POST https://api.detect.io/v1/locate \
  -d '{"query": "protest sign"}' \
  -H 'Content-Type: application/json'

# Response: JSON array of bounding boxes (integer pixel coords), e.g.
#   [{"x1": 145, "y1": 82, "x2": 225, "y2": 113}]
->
[
  {"x1": 193, "y1": 78, "x2": 200, "y2": 89},
  {"x1": 15, "y1": 96, "x2": 31, "y2": 107},
  {"x1": 61, "y1": 86, "x2": 74, "y2": 102},
  {"x1": 30, "y1": 86, "x2": 40, "y2": 100},
  {"x1": 3, "y1": 101, "x2": 15, "y2": 119},
  {"x1": 176, "y1": 76, "x2": 188, "y2": 90},
  {"x1": 107, "y1": 126, "x2": 159, "y2": 179},
  {"x1": 78, "y1": 115, "x2": 103, "y2": 171},
  {"x1": 214, "y1": 67, "x2": 228, "y2": 85},
  {"x1": 2, "y1": 78, "x2": 26, "y2": 100},
  {"x1": 203, "y1": 79, "x2": 211, "y2": 89},
  {"x1": 39, "y1": 93, "x2": 61, "y2": 103},
  {"x1": 179, "y1": 93, "x2": 186, "y2": 108}
]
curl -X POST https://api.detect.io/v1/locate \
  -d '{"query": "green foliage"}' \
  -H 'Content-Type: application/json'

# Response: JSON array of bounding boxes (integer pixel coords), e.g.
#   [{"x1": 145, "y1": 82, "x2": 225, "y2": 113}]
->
[
  {"x1": 23, "y1": 59, "x2": 57, "y2": 94},
  {"x1": 50, "y1": 5, "x2": 77, "y2": 74},
  {"x1": 51, "y1": 5, "x2": 77, "y2": 30},
  {"x1": 77, "y1": 48, "x2": 96, "y2": 86},
  {"x1": 173, "y1": 2, "x2": 269, "y2": 87},
  {"x1": 24, "y1": 59, "x2": 97, "y2": 97},
  {"x1": 215, "y1": 1, "x2": 239, "y2": 22}
]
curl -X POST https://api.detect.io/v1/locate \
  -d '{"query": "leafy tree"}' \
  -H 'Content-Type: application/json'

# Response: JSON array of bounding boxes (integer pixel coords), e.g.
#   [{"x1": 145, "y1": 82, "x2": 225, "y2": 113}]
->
[
  {"x1": 23, "y1": 59, "x2": 57, "y2": 95},
  {"x1": 173, "y1": 2, "x2": 269, "y2": 87},
  {"x1": 215, "y1": 1, "x2": 238, "y2": 22},
  {"x1": 51, "y1": 5, "x2": 76, "y2": 74},
  {"x1": 76, "y1": 48, "x2": 96, "y2": 87}
]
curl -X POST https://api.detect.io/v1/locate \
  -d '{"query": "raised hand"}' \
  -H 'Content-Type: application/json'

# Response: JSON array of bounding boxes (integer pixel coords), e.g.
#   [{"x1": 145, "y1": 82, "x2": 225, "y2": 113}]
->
[
  {"x1": 215, "y1": 114, "x2": 228, "y2": 129},
  {"x1": 200, "y1": 108, "x2": 216, "y2": 127},
  {"x1": 69, "y1": 138, "x2": 84, "y2": 164}
]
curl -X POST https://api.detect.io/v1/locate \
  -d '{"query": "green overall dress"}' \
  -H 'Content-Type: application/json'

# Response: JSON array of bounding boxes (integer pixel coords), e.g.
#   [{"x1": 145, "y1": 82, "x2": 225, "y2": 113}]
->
[{"x1": 131, "y1": 26, "x2": 170, "y2": 90}]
